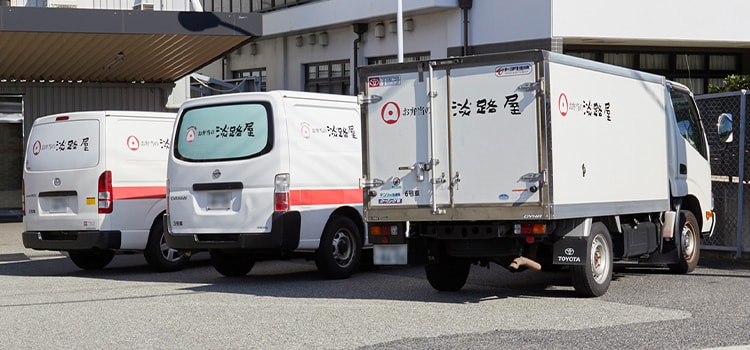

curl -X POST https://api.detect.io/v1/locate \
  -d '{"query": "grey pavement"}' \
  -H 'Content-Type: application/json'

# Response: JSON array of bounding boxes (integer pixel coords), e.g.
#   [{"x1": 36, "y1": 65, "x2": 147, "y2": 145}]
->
[{"x1": 0, "y1": 220, "x2": 64, "y2": 260}]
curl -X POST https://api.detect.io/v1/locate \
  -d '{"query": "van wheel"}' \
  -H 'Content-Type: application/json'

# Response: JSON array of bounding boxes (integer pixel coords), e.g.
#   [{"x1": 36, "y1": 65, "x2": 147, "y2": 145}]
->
[
  {"x1": 425, "y1": 254, "x2": 471, "y2": 292},
  {"x1": 68, "y1": 250, "x2": 115, "y2": 270},
  {"x1": 210, "y1": 250, "x2": 255, "y2": 277},
  {"x1": 144, "y1": 217, "x2": 191, "y2": 272},
  {"x1": 315, "y1": 216, "x2": 362, "y2": 279},
  {"x1": 668, "y1": 210, "x2": 700, "y2": 274},
  {"x1": 570, "y1": 222, "x2": 613, "y2": 297}
]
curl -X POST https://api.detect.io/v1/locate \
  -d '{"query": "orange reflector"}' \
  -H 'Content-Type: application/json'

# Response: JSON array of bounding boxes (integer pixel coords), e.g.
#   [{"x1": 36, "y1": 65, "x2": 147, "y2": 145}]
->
[{"x1": 706, "y1": 211, "x2": 714, "y2": 220}]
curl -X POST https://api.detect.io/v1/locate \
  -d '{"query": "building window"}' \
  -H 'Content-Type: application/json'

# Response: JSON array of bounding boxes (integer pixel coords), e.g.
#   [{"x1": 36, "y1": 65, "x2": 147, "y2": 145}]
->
[
  {"x1": 368, "y1": 52, "x2": 431, "y2": 65},
  {"x1": 565, "y1": 49, "x2": 740, "y2": 95},
  {"x1": 233, "y1": 68, "x2": 267, "y2": 91},
  {"x1": 202, "y1": 0, "x2": 314, "y2": 13},
  {"x1": 304, "y1": 60, "x2": 350, "y2": 95}
]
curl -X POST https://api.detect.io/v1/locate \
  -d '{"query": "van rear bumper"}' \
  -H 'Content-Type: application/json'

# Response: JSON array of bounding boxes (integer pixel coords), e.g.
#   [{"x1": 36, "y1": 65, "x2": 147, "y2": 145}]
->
[
  {"x1": 22, "y1": 230, "x2": 122, "y2": 251},
  {"x1": 163, "y1": 211, "x2": 301, "y2": 251}
]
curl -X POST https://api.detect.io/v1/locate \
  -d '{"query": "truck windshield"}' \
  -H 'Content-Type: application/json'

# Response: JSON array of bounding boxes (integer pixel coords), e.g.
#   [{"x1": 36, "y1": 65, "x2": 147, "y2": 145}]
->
[{"x1": 174, "y1": 102, "x2": 272, "y2": 162}]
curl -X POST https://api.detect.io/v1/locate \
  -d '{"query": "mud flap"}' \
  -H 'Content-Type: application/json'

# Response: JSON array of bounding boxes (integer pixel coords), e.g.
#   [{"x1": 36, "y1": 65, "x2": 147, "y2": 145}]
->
[
  {"x1": 553, "y1": 237, "x2": 588, "y2": 265},
  {"x1": 552, "y1": 218, "x2": 592, "y2": 266}
]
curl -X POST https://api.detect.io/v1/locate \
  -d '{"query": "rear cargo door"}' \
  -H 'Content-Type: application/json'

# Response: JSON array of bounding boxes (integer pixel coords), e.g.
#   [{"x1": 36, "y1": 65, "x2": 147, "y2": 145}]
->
[
  {"x1": 448, "y1": 62, "x2": 542, "y2": 205},
  {"x1": 364, "y1": 69, "x2": 451, "y2": 209},
  {"x1": 24, "y1": 117, "x2": 102, "y2": 231},
  {"x1": 364, "y1": 60, "x2": 542, "y2": 211}
]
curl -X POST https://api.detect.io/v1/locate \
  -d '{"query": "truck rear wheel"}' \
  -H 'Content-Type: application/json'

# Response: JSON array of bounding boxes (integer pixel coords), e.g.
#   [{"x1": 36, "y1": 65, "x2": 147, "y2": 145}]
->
[
  {"x1": 210, "y1": 250, "x2": 255, "y2": 277},
  {"x1": 425, "y1": 255, "x2": 471, "y2": 292},
  {"x1": 144, "y1": 217, "x2": 191, "y2": 272},
  {"x1": 68, "y1": 250, "x2": 115, "y2": 270},
  {"x1": 570, "y1": 222, "x2": 613, "y2": 297},
  {"x1": 315, "y1": 215, "x2": 362, "y2": 279},
  {"x1": 668, "y1": 210, "x2": 700, "y2": 274}
]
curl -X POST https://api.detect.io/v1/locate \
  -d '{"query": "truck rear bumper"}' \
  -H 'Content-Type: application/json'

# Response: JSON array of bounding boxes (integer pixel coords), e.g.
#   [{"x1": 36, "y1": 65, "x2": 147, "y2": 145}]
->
[
  {"x1": 22, "y1": 230, "x2": 122, "y2": 251},
  {"x1": 163, "y1": 211, "x2": 301, "y2": 251}
]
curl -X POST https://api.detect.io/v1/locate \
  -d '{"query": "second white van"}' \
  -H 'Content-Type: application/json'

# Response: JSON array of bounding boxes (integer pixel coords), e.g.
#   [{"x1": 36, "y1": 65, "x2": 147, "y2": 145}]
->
[{"x1": 164, "y1": 91, "x2": 365, "y2": 279}]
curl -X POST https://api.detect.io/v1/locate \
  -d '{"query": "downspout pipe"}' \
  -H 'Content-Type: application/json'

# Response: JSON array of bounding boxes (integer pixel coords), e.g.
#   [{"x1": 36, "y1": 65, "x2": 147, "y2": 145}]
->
[
  {"x1": 458, "y1": 0, "x2": 473, "y2": 56},
  {"x1": 352, "y1": 23, "x2": 368, "y2": 95}
]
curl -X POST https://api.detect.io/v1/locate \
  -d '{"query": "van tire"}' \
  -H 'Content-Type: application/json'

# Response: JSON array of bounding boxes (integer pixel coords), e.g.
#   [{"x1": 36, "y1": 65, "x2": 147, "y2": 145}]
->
[
  {"x1": 570, "y1": 222, "x2": 613, "y2": 297},
  {"x1": 668, "y1": 210, "x2": 700, "y2": 274},
  {"x1": 210, "y1": 250, "x2": 255, "y2": 277},
  {"x1": 144, "y1": 217, "x2": 191, "y2": 272},
  {"x1": 68, "y1": 250, "x2": 115, "y2": 270},
  {"x1": 315, "y1": 215, "x2": 362, "y2": 279}
]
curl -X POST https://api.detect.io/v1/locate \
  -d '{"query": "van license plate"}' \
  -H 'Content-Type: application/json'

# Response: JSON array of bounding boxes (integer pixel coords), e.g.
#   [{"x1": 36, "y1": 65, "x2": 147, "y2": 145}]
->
[
  {"x1": 49, "y1": 197, "x2": 69, "y2": 213},
  {"x1": 207, "y1": 192, "x2": 231, "y2": 211},
  {"x1": 373, "y1": 244, "x2": 408, "y2": 265}
]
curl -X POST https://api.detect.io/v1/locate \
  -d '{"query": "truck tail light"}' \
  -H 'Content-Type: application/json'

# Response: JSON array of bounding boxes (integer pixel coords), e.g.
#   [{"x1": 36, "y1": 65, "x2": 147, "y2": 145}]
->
[
  {"x1": 370, "y1": 224, "x2": 399, "y2": 244},
  {"x1": 514, "y1": 223, "x2": 546, "y2": 235},
  {"x1": 98, "y1": 170, "x2": 113, "y2": 214},
  {"x1": 274, "y1": 173, "x2": 290, "y2": 212}
]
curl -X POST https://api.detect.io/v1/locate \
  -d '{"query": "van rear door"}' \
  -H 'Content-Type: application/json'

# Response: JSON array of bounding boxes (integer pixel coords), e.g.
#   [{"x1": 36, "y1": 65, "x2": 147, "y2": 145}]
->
[
  {"x1": 24, "y1": 115, "x2": 103, "y2": 231},
  {"x1": 168, "y1": 98, "x2": 278, "y2": 235}
]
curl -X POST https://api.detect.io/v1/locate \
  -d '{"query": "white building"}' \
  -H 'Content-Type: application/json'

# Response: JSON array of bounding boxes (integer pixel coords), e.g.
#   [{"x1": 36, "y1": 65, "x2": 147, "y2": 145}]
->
[{"x1": 201, "y1": 0, "x2": 750, "y2": 96}]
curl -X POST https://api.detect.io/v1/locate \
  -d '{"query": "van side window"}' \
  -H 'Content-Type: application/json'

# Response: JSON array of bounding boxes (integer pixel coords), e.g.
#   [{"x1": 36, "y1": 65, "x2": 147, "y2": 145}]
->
[{"x1": 670, "y1": 90, "x2": 707, "y2": 159}]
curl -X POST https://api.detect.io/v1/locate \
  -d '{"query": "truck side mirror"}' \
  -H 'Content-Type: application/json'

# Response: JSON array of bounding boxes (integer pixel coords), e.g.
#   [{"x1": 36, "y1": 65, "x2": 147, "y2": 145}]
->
[{"x1": 717, "y1": 113, "x2": 733, "y2": 143}]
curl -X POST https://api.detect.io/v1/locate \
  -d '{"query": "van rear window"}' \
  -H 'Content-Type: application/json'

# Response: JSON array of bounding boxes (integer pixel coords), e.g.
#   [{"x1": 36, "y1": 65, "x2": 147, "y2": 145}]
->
[
  {"x1": 175, "y1": 103, "x2": 272, "y2": 161},
  {"x1": 26, "y1": 119, "x2": 100, "y2": 171}
]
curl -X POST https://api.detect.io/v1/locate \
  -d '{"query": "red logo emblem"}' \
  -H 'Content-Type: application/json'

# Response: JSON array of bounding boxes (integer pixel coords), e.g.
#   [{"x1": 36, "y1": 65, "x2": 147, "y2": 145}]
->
[
  {"x1": 558, "y1": 93, "x2": 569, "y2": 117},
  {"x1": 369, "y1": 77, "x2": 381, "y2": 88},
  {"x1": 126, "y1": 135, "x2": 140, "y2": 151},
  {"x1": 32, "y1": 140, "x2": 42, "y2": 156},
  {"x1": 381, "y1": 102, "x2": 400, "y2": 124}
]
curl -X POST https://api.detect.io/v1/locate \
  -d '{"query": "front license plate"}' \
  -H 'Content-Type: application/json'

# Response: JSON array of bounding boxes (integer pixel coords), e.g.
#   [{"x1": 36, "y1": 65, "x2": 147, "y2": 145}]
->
[
  {"x1": 373, "y1": 244, "x2": 408, "y2": 265},
  {"x1": 207, "y1": 192, "x2": 231, "y2": 211}
]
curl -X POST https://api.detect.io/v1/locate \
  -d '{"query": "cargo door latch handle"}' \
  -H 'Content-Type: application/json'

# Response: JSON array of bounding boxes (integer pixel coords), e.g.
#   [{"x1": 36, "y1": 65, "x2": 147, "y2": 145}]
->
[{"x1": 399, "y1": 162, "x2": 433, "y2": 182}]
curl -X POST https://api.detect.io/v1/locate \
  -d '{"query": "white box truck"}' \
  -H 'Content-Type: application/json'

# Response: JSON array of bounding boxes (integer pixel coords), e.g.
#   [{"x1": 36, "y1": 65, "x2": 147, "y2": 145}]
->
[
  {"x1": 164, "y1": 91, "x2": 366, "y2": 279},
  {"x1": 23, "y1": 111, "x2": 191, "y2": 271},
  {"x1": 358, "y1": 50, "x2": 718, "y2": 297}
]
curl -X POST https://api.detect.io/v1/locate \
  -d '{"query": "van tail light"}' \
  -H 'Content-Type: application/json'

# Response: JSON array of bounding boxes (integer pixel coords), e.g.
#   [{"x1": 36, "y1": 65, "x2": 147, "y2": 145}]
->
[
  {"x1": 274, "y1": 173, "x2": 290, "y2": 212},
  {"x1": 98, "y1": 170, "x2": 113, "y2": 214},
  {"x1": 21, "y1": 179, "x2": 25, "y2": 216}
]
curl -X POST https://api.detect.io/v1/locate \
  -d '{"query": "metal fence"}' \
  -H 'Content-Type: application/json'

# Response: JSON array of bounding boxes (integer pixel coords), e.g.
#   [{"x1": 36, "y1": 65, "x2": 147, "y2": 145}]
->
[{"x1": 696, "y1": 91, "x2": 748, "y2": 258}]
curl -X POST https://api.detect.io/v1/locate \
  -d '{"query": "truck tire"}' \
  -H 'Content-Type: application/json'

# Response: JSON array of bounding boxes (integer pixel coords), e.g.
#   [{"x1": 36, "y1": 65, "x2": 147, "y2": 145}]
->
[
  {"x1": 210, "y1": 250, "x2": 255, "y2": 277},
  {"x1": 425, "y1": 255, "x2": 471, "y2": 292},
  {"x1": 571, "y1": 222, "x2": 613, "y2": 297},
  {"x1": 68, "y1": 250, "x2": 115, "y2": 270},
  {"x1": 668, "y1": 210, "x2": 700, "y2": 274},
  {"x1": 315, "y1": 215, "x2": 362, "y2": 279},
  {"x1": 144, "y1": 217, "x2": 191, "y2": 272}
]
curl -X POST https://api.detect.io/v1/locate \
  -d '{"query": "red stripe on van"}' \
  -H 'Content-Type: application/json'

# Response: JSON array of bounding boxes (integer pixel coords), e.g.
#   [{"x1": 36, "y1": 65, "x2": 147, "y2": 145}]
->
[
  {"x1": 290, "y1": 188, "x2": 361, "y2": 206},
  {"x1": 113, "y1": 186, "x2": 166, "y2": 200}
]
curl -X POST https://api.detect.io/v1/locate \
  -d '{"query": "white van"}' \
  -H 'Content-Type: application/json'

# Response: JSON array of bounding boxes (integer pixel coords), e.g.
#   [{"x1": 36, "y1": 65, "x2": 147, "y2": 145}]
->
[
  {"x1": 22, "y1": 111, "x2": 191, "y2": 271},
  {"x1": 164, "y1": 90, "x2": 365, "y2": 279}
]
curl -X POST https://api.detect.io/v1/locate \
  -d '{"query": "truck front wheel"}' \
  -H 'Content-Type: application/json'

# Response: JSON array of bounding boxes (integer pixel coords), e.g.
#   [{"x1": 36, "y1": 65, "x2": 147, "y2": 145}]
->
[
  {"x1": 668, "y1": 210, "x2": 700, "y2": 274},
  {"x1": 570, "y1": 222, "x2": 613, "y2": 297},
  {"x1": 210, "y1": 250, "x2": 255, "y2": 277},
  {"x1": 425, "y1": 254, "x2": 471, "y2": 292}
]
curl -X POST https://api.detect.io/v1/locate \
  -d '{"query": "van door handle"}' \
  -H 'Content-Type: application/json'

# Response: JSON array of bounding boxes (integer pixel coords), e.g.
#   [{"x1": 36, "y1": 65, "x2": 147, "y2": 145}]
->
[
  {"x1": 192, "y1": 182, "x2": 243, "y2": 191},
  {"x1": 679, "y1": 163, "x2": 687, "y2": 175}
]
